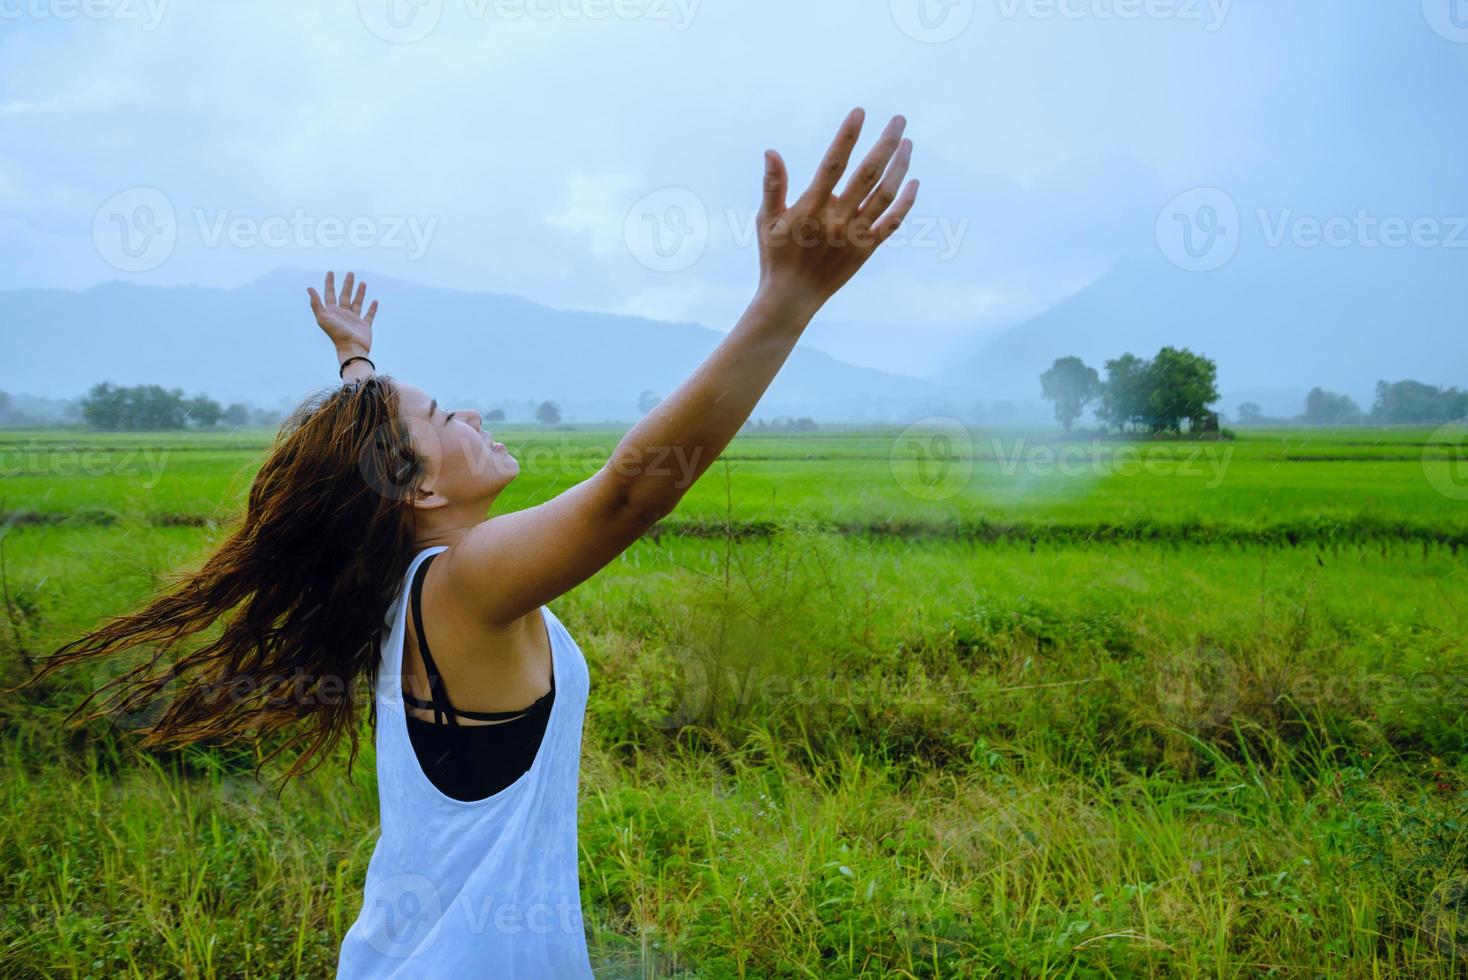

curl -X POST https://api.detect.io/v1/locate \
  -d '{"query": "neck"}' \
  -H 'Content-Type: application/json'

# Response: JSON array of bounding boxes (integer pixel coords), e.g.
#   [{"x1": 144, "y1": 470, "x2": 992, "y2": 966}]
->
[{"x1": 413, "y1": 498, "x2": 498, "y2": 550}]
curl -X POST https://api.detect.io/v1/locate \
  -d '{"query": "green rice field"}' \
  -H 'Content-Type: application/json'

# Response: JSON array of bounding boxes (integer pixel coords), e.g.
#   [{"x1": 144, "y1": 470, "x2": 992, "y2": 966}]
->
[{"x1": 2, "y1": 423, "x2": 1467, "y2": 977}]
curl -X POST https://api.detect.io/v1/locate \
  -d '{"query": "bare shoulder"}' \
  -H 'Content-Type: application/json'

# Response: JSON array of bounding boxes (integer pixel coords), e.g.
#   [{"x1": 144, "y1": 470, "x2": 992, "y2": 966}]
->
[
  {"x1": 425, "y1": 469, "x2": 659, "y2": 628},
  {"x1": 405, "y1": 537, "x2": 553, "y2": 709}
]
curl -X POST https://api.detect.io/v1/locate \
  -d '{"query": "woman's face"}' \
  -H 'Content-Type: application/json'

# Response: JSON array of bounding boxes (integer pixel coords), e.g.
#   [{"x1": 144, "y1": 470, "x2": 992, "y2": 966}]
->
[{"x1": 391, "y1": 380, "x2": 518, "y2": 508}]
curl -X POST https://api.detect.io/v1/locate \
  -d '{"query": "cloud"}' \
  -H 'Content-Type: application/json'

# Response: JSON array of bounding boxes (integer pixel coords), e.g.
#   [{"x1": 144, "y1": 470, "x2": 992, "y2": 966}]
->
[{"x1": 544, "y1": 173, "x2": 641, "y2": 255}]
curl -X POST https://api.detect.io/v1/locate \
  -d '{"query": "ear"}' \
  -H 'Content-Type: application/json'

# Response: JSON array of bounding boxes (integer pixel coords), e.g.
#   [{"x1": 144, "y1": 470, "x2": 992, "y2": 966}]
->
[{"x1": 411, "y1": 482, "x2": 450, "y2": 511}]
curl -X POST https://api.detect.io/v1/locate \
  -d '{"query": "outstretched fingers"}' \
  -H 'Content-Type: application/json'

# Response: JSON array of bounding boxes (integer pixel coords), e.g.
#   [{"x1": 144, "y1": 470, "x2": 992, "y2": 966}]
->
[
  {"x1": 837, "y1": 115, "x2": 907, "y2": 219},
  {"x1": 870, "y1": 178, "x2": 920, "y2": 248},
  {"x1": 856, "y1": 139, "x2": 914, "y2": 237},
  {"x1": 795, "y1": 107, "x2": 865, "y2": 212}
]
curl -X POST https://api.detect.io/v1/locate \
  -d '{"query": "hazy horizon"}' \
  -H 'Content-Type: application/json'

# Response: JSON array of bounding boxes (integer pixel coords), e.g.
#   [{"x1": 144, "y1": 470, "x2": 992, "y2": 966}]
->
[{"x1": 2, "y1": 2, "x2": 1466, "y2": 415}]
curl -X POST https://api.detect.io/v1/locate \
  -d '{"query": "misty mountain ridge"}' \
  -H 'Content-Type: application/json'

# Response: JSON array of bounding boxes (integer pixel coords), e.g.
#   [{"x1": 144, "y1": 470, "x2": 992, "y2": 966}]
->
[
  {"x1": 937, "y1": 235, "x2": 1466, "y2": 420},
  {"x1": 0, "y1": 269, "x2": 960, "y2": 423}
]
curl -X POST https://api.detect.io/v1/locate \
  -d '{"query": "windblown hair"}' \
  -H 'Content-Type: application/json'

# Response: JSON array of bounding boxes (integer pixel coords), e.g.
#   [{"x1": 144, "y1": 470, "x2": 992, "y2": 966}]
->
[{"x1": 20, "y1": 375, "x2": 425, "y2": 795}]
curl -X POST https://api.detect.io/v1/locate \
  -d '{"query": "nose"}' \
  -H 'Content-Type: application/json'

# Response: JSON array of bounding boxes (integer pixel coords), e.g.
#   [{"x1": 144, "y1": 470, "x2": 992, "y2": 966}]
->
[{"x1": 461, "y1": 409, "x2": 483, "y2": 430}]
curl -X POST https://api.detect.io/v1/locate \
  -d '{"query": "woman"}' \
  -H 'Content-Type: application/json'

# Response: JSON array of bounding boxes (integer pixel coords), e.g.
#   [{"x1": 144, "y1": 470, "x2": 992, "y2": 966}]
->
[{"x1": 28, "y1": 107, "x2": 917, "y2": 976}]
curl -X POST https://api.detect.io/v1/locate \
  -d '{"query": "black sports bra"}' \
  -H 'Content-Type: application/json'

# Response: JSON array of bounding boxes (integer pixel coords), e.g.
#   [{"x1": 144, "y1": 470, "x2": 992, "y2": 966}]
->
[{"x1": 402, "y1": 553, "x2": 555, "y2": 802}]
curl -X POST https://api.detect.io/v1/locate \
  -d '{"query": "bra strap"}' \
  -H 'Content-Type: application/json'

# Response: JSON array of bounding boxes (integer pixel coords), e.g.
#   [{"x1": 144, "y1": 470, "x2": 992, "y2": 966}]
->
[{"x1": 409, "y1": 552, "x2": 457, "y2": 727}]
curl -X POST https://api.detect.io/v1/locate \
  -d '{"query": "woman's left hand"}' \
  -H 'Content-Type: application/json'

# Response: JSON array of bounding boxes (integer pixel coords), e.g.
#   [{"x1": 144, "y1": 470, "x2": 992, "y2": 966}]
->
[{"x1": 307, "y1": 270, "x2": 377, "y2": 358}]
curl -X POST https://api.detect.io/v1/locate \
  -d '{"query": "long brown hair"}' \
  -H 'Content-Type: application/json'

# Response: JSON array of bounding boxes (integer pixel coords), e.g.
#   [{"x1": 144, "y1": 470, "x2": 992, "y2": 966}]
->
[{"x1": 16, "y1": 375, "x2": 425, "y2": 795}]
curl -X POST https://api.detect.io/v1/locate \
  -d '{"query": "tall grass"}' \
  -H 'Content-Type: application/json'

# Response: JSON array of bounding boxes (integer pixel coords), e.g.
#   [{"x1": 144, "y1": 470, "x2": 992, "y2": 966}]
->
[{"x1": 2, "y1": 427, "x2": 1466, "y2": 976}]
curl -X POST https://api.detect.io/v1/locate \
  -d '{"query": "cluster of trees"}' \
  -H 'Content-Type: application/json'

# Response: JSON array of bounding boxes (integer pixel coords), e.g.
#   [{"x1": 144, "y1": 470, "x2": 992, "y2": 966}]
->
[
  {"x1": 1040, "y1": 347, "x2": 1220, "y2": 433},
  {"x1": 741, "y1": 416, "x2": 819, "y2": 431},
  {"x1": 1239, "y1": 380, "x2": 1468, "y2": 426},
  {"x1": 78, "y1": 383, "x2": 279, "y2": 431}
]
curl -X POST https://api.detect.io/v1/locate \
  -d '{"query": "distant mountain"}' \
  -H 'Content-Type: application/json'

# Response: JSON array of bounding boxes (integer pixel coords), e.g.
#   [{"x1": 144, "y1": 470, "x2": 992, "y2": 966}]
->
[
  {"x1": 935, "y1": 244, "x2": 1467, "y2": 420},
  {"x1": 0, "y1": 269, "x2": 959, "y2": 423}
]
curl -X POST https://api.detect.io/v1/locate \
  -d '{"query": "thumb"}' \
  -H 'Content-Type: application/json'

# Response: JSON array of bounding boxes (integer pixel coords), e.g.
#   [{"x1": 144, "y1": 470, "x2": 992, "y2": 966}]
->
[{"x1": 760, "y1": 149, "x2": 787, "y2": 217}]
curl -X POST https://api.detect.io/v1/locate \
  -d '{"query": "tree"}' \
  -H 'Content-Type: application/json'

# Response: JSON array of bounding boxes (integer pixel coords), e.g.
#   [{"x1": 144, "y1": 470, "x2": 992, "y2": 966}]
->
[
  {"x1": 637, "y1": 390, "x2": 661, "y2": 414},
  {"x1": 486, "y1": 408, "x2": 505, "y2": 422},
  {"x1": 1300, "y1": 387, "x2": 1362, "y2": 425},
  {"x1": 1039, "y1": 356, "x2": 1100, "y2": 432},
  {"x1": 1236, "y1": 402, "x2": 1265, "y2": 426},
  {"x1": 1145, "y1": 346, "x2": 1219, "y2": 433},
  {"x1": 535, "y1": 400, "x2": 562, "y2": 425},
  {"x1": 186, "y1": 394, "x2": 222, "y2": 428},
  {"x1": 1371, "y1": 380, "x2": 1468, "y2": 424},
  {"x1": 221, "y1": 403, "x2": 251, "y2": 426},
  {"x1": 1097, "y1": 354, "x2": 1151, "y2": 432}
]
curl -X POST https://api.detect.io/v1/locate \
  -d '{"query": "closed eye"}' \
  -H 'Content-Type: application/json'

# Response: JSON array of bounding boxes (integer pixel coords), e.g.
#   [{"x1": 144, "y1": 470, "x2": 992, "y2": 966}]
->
[{"x1": 444, "y1": 411, "x2": 457, "y2": 426}]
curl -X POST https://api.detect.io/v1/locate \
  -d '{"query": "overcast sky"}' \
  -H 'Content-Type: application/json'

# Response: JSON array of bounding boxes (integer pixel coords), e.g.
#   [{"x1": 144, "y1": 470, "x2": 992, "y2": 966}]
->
[{"x1": 1, "y1": 1, "x2": 1464, "y2": 375}]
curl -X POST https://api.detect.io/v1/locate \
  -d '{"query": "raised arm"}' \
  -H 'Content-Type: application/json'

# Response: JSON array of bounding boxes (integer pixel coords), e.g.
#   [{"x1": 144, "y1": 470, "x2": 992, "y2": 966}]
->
[{"x1": 445, "y1": 107, "x2": 918, "y2": 625}]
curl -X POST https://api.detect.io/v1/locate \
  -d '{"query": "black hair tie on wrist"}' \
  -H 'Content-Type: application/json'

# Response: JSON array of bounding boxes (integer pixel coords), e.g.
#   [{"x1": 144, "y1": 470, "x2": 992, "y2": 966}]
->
[{"x1": 339, "y1": 355, "x2": 375, "y2": 379}]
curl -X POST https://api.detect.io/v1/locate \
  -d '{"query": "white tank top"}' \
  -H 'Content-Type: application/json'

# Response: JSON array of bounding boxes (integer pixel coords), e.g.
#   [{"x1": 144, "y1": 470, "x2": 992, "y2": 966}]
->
[{"x1": 336, "y1": 545, "x2": 595, "y2": 978}]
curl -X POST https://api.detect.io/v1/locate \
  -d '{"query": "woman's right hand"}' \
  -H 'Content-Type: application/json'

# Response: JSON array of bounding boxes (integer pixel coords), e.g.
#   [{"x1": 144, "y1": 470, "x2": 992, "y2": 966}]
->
[
  {"x1": 755, "y1": 107, "x2": 918, "y2": 315},
  {"x1": 307, "y1": 270, "x2": 378, "y2": 359}
]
